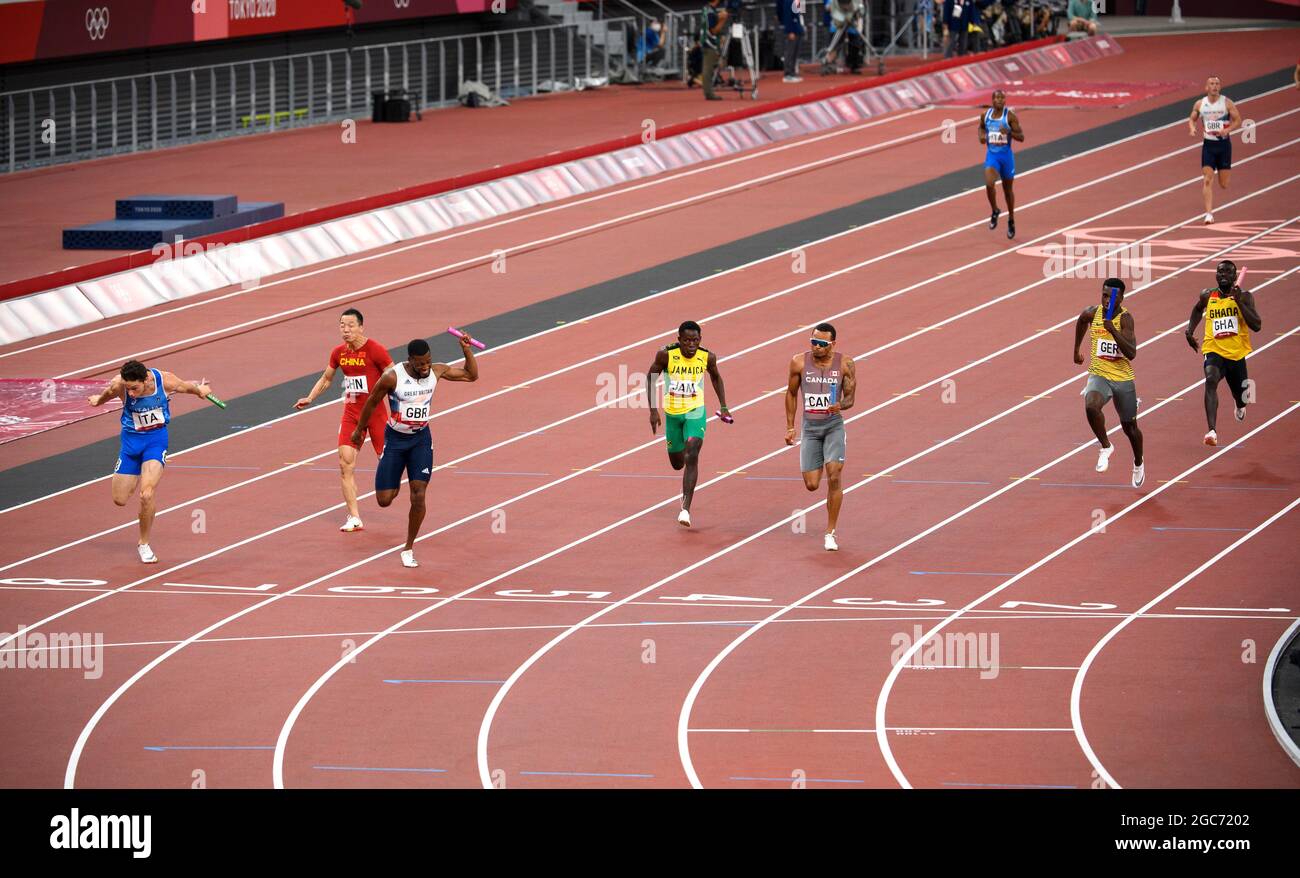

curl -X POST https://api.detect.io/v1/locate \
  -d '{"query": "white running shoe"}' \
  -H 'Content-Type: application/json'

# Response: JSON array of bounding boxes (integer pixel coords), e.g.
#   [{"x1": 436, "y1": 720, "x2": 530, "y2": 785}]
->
[
  {"x1": 1204, "y1": 430, "x2": 1218, "y2": 447},
  {"x1": 1204, "y1": 212, "x2": 1214, "y2": 224},
  {"x1": 340, "y1": 515, "x2": 364, "y2": 533},
  {"x1": 1235, "y1": 405, "x2": 1246, "y2": 422},
  {"x1": 1132, "y1": 462, "x2": 1145, "y2": 489},
  {"x1": 824, "y1": 532, "x2": 838, "y2": 552},
  {"x1": 783, "y1": 75, "x2": 804, "y2": 83},
  {"x1": 678, "y1": 508, "x2": 692, "y2": 528},
  {"x1": 1095, "y1": 444, "x2": 1114, "y2": 473},
  {"x1": 400, "y1": 549, "x2": 418, "y2": 568},
  {"x1": 137, "y1": 544, "x2": 158, "y2": 564}
]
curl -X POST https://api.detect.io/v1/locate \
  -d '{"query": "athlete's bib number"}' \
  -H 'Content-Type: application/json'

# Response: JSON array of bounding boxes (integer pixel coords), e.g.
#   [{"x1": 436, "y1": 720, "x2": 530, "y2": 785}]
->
[
  {"x1": 401, "y1": 402, "x2": 430, "y2": 422},
  {"x1": 667, "y1": 378, "x2": 700, "y2": 397},
  {"x1": 1096, "y1": 338, "x2": 1121, "y2": 360},
  {"x1": 988, "y1": 130, "x2": 1008, "y2": 146},
  {"x1": 130, "y1": 407, "x2": 165, "y2": 431},
  {"x1": 805, "y1": 392, "x2": 832, "y2": 412},
  {"x1": 1204, "y1": 118, "x2": 1225, "y2": 134},
  {"x1": 342, "y1": 374, "x2": 368, "y2": 396},
  {"x1": 1212, "y1": 315, "x2": 1239, "y2": 338}
]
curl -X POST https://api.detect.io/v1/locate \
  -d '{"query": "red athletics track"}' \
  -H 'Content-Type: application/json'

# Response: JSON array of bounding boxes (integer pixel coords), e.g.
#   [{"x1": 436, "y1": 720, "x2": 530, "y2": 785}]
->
[{"x1": 1, "y1": 36, "x2": 1298, "y2": 789}]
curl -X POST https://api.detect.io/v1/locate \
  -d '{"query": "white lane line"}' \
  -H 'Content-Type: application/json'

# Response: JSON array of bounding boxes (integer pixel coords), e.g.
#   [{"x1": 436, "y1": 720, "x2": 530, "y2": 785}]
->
[
  {"x1": 878, "y1": 406, "x2": 1300, "y2": 789},
  {"x1": 7, "y1": 99, "x2": 1295, "y2": 523},
  {"x1": 3, "y1": 107, "x2": 938, "y2": 364},
  {"x1": 1073, "y1": 494, "x2": 1300, "y2": 789},
  {"x1": 7, "y1": 610, "x2": 1291, "y2": 658},
  {"x1": 19, "y1": 144, "x2": 1298, "y2": 645},
  {"x1": 688, "y1": 727, "x2": 1076, "y2": 733},
  {"x1": 484, "y1": 217, "x2": 1300, "y2": 789},
  {"x1": 31, "y1": 84, "x2": 1293, "y2": 374},
  {"x1": 53, "y1": 117, "x2": 981, "y2": 379},
  {"x1": 12, "y1": 134, "x2": 1299, "y2": 599},
  {"x1": 56, "y1": 177, "x2": 1300, "y2": 788},
  {"x1": 675, "y1": 259, "x2": 1300, "y2": 788}
]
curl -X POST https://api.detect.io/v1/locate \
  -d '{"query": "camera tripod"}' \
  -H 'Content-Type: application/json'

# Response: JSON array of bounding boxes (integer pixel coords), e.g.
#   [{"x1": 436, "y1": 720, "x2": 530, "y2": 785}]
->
[{"x1": 715, "y1": 14, "x2": 759, "y2": 100}]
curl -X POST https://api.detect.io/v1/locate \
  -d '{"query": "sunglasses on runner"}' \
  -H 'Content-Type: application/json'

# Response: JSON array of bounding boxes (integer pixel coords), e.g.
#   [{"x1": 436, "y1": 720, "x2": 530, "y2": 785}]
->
[{"x1": 810, "y1": 338, "x2": 832, "y2": 348}]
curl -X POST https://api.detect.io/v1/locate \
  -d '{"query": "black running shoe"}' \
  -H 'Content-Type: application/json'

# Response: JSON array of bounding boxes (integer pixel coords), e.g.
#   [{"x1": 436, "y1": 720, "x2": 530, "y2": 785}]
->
[
  {"x1": 989, "y1": 208, "x2": 1000, "y2": 230},
  {"x1": 1007, "y1": 218, "x2": 1016, "y2": 240}
]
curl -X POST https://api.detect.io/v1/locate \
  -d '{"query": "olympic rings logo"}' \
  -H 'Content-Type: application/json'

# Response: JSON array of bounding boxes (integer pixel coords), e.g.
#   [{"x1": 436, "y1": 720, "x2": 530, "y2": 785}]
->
[{"x1": 85, "y1": 7, "x2": 110, "y2": 40}]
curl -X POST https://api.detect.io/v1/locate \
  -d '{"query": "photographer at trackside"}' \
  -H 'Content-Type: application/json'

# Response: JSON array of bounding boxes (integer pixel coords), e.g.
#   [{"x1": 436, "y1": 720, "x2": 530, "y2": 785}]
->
[
  {"x1": 700, "y1": 0, "x2": 730, "y2": 100},
  {"x1": 777, "y1": 0, "x2": 806, "y2": 83}
]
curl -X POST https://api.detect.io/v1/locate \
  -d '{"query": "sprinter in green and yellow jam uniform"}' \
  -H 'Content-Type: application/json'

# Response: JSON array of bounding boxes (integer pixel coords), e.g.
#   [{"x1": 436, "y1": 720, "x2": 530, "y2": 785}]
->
[{"x1": 647, "y1": 321, "x2": 731, "y2": 528}]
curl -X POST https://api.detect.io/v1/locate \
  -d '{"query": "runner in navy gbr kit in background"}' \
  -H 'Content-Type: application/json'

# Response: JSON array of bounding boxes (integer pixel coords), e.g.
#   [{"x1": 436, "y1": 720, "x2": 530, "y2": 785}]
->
[
  {"x1": 350, "y1": 334, "x2": 479, "y2": 569},
  {"x1": 979, "y1": 89, "x2": 1025, "y2": 240},
  {"x1": 87, "y1": 359, "x2": 214, "y2": 564},
  {"x1": 1189, "y1": 76, "x2": 1241, "y2": 225},
  {"x1": 786, "y1": 322, "x2": 857, "y2": 552}
]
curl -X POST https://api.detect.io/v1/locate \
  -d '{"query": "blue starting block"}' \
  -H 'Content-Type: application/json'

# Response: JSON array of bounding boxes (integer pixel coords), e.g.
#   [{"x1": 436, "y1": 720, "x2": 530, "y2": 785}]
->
[
  {"x1": 115, "y1": 194, "x2": 239, "y2": 220},
  {"x1": 64, "y1": 194, "x2": 285, "y2": 250}
]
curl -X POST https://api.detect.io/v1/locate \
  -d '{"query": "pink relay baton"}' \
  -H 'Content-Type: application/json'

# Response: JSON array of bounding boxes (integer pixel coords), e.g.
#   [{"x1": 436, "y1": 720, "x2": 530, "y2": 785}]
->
[
  {"x1": 446, "y1": 326, "x2": 486, "y2": 350},
  {"x1": 1236, "y1": 266, "x2": 1247, "y2": 289},
  {"x1": 716, "y1": 410, "x2": 734, "y2": 424}
]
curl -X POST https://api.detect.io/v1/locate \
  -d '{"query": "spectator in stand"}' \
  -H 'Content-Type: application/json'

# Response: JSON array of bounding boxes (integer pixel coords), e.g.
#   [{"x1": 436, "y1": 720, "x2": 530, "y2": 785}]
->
[
  {"x1": 777, "y1": 0, "x2": 806, "y2": 83},
  {"x1": 942, "y1": 0, "x2": 964, "y2": 57},
  {"x1": 983, "y1": 1, "x2": 1007, "y2": 47},
  {"x1": 638, "y1": 19, "x2": 666, "y2": 67},
  {"x1": 943, "y1": 0, "x2": 990, "y2": 58},
  {"x1": 1068, "y1": 0, "x2": 1099, "y2": 36}
]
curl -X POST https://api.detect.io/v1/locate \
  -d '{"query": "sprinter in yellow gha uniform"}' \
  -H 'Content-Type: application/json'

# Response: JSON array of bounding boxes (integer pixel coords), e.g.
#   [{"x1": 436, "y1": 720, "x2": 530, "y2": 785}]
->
[{"x1": 1185, "y1": 260, "x2": 1262, "y2": 447}]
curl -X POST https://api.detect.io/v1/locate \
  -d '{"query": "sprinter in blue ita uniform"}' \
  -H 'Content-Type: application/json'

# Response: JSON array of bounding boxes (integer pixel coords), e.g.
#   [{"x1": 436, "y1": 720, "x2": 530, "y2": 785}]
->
[
  {"x1": 979, "y1": 89, "x2": 1025, "y2": 240},
  {"x1": 88, "y1": 359, "x2": 213, "y2": 563}
]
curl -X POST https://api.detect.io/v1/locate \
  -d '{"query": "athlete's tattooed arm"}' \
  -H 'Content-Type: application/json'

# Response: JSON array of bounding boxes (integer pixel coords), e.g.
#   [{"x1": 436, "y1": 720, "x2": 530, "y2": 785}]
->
[
  {"x1": 160, "y1": 371, "x2": 211, "y2": 399},
  {"x1": 87, "y1": 375, "x2": 124, "y2": 406},
  {"x1": 1073, "y1": 306, "x2": 1096, "y2": 364},
  {"x1": 830, "y1": 357, "x2": 856, "y2": 414}
]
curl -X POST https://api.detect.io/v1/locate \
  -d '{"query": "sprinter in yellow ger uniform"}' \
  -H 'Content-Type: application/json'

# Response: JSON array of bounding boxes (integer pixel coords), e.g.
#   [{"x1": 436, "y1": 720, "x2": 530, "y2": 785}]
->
[
  {"x1": 1074, "y1": 278, "x2": 1145, "y2": 489},
  {"x1": 1185, "y1": 260, "x2": 1262, "y2": 447},
  {"x1": 647, "y1": 321, "x2": 732, "y2": 528}
]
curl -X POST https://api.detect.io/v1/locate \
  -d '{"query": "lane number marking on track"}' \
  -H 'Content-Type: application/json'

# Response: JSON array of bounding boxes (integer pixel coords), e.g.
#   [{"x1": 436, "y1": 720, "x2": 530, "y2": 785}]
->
[
  {"x1": 165, "y1": 581, "x2": 278, "y2": 592},
  {"x1": 0, "y1": 578, "x2": 107, "y2": 587},
  {"x1": 328, "y1": 586, "x2": 440, "y2": 595}
]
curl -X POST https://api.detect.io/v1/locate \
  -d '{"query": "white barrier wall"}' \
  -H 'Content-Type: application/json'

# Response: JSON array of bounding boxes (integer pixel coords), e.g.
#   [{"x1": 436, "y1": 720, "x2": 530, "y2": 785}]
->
[{"x1": 0, "y1": 36, "x2": 1122, "y2": 347}]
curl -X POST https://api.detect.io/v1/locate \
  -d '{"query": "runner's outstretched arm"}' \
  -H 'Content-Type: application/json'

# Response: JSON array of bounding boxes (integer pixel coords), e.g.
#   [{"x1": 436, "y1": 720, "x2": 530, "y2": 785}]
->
[
  {"x1": 706, "y1": 351, "x2": 730, "y2": 415},
  {"x1": 647, "y1": 348, "x2": 668, "y2": 434},
  {"x1": 350, "y1": 370, "x2": 397, "y2": 446}
]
